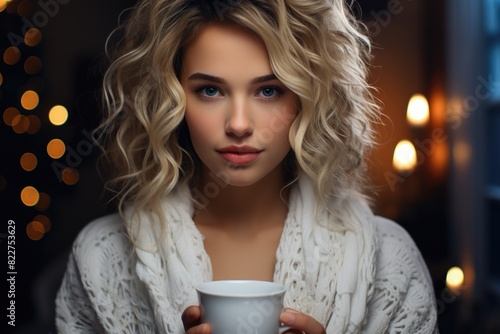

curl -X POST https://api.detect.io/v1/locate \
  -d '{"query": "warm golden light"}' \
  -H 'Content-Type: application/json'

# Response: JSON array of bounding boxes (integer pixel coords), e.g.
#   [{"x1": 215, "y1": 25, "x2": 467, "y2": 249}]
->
[
  {"x1": 393, "y1": 140, "x2": 417, "y2": 173},
  {"x1": 3, "y1": 107, "x2": 19, "y2": 126},
  {"x1": 47, "y1": 139, "x2": 66, "y2": 159},
  {"x1": 26, "y1": 221, "x2": 45, "y2": 241},
  {"x1": 446, "y1": 267, "x2": 465, "y2": 290},
  {"x1": 24, "y1": 28, "x2": 42, "y2": 46},
  {"x1": 407, "y1": 94, "x2": 430, "y2": 127},
  {"x1": 21, "y1": 186, "x2": 39, "y2": 207},
  {"x1": 0, "y1": 72, "x2": 3, "y2": 86},
  {"x1": 21, "y1": 90, "x2": 39, "y2": 110},
  {"x1": 20, "y1": 152, "x2": 37, "y2": 171},
  {"x1": 62, "y1": 168, "x2": 80, "y2": 185},
  {"x1": 3, "y1": 46, "x2": 21, "y2": 65},
  {"x1": 49, "y1": 105, "x2": 69, "y2": 126},
  {"x1": 24, "y1": 56, "x2": 42, "y2": 75},
  {"x1": 0, "y1": 0, "x2": 7, "y2": 12}
]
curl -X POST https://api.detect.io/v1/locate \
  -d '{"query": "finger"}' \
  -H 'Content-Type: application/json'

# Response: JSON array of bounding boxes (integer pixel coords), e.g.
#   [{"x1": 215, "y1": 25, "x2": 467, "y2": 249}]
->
[
  {"x1": 282, "y1": 329, "x2": 305, "y2": 334},
  {"x1": 281, "y1": 309, "x2": 326, "y2": 334},
  {"x1": 182, "y1": 305, "x2": 202, "y2": 331},
  {"x1": 186, "y1": 323, "x2": 211, "y2": 334}
]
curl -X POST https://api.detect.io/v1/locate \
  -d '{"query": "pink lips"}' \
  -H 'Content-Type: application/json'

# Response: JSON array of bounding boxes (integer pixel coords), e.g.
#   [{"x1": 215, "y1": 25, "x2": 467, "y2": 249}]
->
[{"x1": 216, "y1": 145, "x2": 263, "y2": 165}]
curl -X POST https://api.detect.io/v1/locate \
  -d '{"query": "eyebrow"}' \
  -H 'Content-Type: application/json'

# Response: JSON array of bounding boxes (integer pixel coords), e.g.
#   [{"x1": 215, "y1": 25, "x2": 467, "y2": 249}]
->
[{"x1": 187, "y1": 73, "x2": 278, "y2": 84}]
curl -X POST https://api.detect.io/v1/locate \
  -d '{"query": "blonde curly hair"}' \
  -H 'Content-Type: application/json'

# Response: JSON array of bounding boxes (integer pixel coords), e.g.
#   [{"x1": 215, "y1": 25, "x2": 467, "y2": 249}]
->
[{"x1": 97, "y1": 0, "x2": 379, "y2": 232}]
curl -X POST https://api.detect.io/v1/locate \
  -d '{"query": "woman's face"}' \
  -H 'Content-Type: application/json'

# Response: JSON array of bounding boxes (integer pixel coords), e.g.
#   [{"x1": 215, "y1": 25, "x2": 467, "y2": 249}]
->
[{"x1": 181, "y1": 23, "x2": 297, "y2": 187}]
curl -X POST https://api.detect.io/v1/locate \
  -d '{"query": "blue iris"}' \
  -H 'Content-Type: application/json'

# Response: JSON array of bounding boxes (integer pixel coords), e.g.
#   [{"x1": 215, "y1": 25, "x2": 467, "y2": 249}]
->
[{"x1": 202, "y1": 87, "x2": 219, "y2": 97}]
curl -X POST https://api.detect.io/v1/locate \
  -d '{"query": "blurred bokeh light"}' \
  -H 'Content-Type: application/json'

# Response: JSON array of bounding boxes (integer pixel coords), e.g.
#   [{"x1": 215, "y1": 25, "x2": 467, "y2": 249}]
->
[
  {"x1": 20, "y1": 152, "x2": 38, "y2": 171},
  {"x1": 21, "y1": 186, "x2": 40, "y2": 207},
  {"x1": 49, "y1": 105, "x2": 69, "y2": 126},
  {"x1": 21, "y1": 90, "x2": 39, "y2": 110},
  {"x1": 47, "y1": 139, "x2": 66, "y2": 159}
]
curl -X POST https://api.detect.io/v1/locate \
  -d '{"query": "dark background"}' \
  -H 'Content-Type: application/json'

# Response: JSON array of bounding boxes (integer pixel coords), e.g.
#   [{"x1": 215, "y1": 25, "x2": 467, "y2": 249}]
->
[{"x1": 1, "y1": 0, "x2": 498, "y2": 333}]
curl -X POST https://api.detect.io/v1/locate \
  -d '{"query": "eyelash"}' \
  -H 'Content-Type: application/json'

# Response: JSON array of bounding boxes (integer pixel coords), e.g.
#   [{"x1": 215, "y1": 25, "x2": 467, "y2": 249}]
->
[{"x1": 194, "y1": 86, "x2": 284, "y2": 101}]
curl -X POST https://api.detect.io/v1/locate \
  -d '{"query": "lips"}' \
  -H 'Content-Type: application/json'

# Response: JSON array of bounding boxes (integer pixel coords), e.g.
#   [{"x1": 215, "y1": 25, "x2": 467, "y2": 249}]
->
[{"x1": 216, "y1": 145, "x2": 263, "y2": 165}]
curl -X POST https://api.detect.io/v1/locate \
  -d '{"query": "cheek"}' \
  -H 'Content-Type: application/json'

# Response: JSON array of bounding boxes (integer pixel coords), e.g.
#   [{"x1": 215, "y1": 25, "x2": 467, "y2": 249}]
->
[
  {"x1": 185, "y1": 115, "x2": 205, "y2": 144},
  {"x1": 263, "y1": 106, "x2": 296, "y2": 146},
  {"x1": 254, "y1": 117, "x2": 294, "y2": 151},
  {"x1": 185, "y1": 108, "x2": 219, "y2": 150},
  {"x1": 184, "y1": 95, "x2": 221, "y2": 132}
]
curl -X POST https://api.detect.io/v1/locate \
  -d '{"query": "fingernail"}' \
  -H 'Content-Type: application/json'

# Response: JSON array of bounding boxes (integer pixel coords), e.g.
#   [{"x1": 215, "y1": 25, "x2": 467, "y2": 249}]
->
[
  {"x1": 281, "y1": 312, "x2": 295, "y2": 324},
  {"x1": 196, "y1": 323, "x2": 208, "y2": 334},
  {"x1": 284, "y1": 308, "x2": 300, "y2": 314}
]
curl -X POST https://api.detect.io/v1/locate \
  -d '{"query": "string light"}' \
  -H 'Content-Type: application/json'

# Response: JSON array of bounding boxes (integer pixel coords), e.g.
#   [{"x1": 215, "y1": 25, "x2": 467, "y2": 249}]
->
[
  {"x1": 26, "y1": 221, "x2": 45, "y2": 241},
  {"x1": 3, "y1": 107, "x2": 19, "y2": 126},
  {"x1": 20, "y1": 152, "x2": 38, "y2": 171},
  {"x1": 24, "y1": 56, "x2": 42, "y2": 75},
  {"x1": 21, "y1": 90, "x2": 39, "y2": 110},
  {"x1": 446, "y1": 267, "x2": 465, "y2": 290},
  {"x1": 62, "y1": 168, "x2": 80, "y2": 185},
  {"x1": 393, "y1": 140, "x2": 417, "y2": 173},
  {"x1": 49, "y1": 105, "x2": 69, "y2": 126},
  {"x1": 407, "y1": 94, "x2": 430, "y2": 127},
  {"x1": 21, "y1": 186, "x2": 40, "y2": 207},
  {"x1": 3, "y1": 0, "x2": 72, "y2": 240},
  {"x1": 24, "y1": 28, "x2": 42, "y2": 47},
  {"x1": 47, "y1": 139, "x2": 66, "y2": 159},
  {"x1": 3, "y1": 46, "x2": 21, "y2": 65}
]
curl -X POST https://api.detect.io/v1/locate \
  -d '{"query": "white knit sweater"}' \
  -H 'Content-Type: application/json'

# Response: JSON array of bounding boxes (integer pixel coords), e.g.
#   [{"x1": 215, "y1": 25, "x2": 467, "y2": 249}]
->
[{"x1": 56, "y1": 176, "x2": 439, "y2": 333}]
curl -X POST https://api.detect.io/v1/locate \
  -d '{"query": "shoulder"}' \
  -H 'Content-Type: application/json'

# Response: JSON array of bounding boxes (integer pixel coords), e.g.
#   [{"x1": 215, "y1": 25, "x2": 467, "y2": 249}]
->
[
  {"x1": 74, "y1": 213, "x2": 126, "y2": 240},
  {"x1": 58, "y1": 215, "x2": 156, "y2": 331},
  {"x1": 72, "y1": 213, "x2": 129, "y2": 251},
  {"x1": 373, "y1": 215, "x2": 414, "y2": 242},
  {"x1": 372, "y1": 216, "x2": 431, "y2": 280},
  {"x1": 70, "y1": 213, "x2": 134, "y2": 277},
  {"x1": 365, "y1": 216, "x2": 438, "y2": 333}
]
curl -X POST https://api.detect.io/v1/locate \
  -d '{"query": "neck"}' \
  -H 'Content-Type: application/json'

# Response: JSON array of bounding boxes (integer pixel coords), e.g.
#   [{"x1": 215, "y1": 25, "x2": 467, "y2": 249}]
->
[{"x1": 192, "y1": 166, "x2": 291, "y2": 230}]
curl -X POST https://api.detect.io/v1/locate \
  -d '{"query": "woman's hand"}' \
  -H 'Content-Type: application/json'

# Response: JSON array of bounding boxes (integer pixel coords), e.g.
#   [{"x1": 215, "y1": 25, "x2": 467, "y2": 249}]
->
[
  {"x1": 182, "y1": 306, "x2": 325, "y2": 334},
  {"x1": 281, "y1": 308, "x2": 326, "y2": 334},
  {"x1": 182, "y1": 306, "x2": 210, "y2": 334}
]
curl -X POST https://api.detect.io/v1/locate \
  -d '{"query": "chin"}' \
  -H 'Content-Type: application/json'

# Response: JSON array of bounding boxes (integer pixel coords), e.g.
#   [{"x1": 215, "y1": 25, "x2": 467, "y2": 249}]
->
[{"x1": 213, "y1": 169, "x2": 267, "y2": 187}]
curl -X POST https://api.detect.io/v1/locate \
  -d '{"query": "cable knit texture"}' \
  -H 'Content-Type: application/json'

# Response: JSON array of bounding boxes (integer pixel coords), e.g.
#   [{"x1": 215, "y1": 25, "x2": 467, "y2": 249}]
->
[{"x1": 56, "y1": 176, "x2": 438, "y2": 333}]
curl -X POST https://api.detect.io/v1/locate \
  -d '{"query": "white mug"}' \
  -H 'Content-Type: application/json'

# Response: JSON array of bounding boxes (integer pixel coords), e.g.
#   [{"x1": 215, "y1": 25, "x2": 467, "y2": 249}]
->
[{"x1": 196, "y1": 280, "x2": 290, "y2": 334}]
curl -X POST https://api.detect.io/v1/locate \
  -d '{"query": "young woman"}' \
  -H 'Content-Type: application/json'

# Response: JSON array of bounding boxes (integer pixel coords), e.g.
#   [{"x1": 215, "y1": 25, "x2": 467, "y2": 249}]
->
[{"x1": 56, "y1": 1, "x2": 439, "y2": 333}]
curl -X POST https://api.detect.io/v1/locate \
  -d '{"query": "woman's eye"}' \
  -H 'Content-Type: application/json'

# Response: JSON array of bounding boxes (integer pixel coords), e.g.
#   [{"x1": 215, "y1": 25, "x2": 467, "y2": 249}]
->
[
  {"x1": 198, "y1": 86, "x2": 221, "y2": 98},
  {"x1": 258, "y1": 87, "x2": 282, "y2": 99}
]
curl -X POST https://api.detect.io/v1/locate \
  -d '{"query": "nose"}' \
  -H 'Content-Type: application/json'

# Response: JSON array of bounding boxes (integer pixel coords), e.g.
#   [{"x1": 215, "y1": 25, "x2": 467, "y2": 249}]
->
[{"x1": 225, "y1": 97, "x2": 253, "y2": 137}]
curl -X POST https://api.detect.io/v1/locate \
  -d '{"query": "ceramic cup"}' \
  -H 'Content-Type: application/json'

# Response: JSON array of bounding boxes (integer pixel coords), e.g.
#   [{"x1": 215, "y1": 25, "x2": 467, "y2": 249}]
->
[{"x1": 196, "y1": 280, "x2": 290, "y2": 334}]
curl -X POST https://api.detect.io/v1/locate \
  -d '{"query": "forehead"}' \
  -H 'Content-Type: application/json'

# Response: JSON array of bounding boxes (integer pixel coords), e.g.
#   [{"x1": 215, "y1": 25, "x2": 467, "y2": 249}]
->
[{"x1": 181, "y1": 23, "x2": 273, "y2": 79}]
